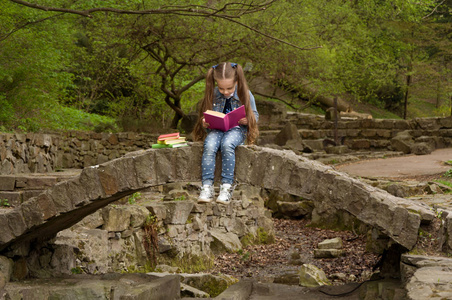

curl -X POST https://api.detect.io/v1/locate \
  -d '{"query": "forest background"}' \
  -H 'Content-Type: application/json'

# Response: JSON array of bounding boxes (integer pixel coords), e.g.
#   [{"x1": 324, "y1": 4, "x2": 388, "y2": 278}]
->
[{"x1": 0, "y1": 0, "x2": 451, "y2": 134}]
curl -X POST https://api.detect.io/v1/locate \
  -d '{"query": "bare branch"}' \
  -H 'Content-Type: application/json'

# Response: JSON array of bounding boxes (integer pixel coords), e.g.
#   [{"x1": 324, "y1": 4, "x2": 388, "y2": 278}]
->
[
  {"x1": 218, "y1": 17, "x2": 323, "y2": 51},
  {"x1": 8, "y1": 0, "x2": 319, "y2": 51},
  {"x1": 253, "y1": 91, "x2": 299, "y2": 110},
  {"x1": 9, "y1": 0, "x2": 274, "y2": 18},
  {"x1": 423, "y1": 0, "x2": 446, "y2": 19},
  {"x1": 0, "y1": 13, "x2": 63, "y2": 42}
]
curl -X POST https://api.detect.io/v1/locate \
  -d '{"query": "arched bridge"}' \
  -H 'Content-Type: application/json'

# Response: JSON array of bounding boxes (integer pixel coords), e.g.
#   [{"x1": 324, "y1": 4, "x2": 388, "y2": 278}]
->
[{"x1": 0, "y1": 143, "x2": 436, "y2": 254}]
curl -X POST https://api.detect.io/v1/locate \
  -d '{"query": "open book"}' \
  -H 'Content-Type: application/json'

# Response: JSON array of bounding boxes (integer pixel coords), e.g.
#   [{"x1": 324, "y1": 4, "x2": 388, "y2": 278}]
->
[{"x1": 203, "y1": 105, "x2": 246, "y2": 132}]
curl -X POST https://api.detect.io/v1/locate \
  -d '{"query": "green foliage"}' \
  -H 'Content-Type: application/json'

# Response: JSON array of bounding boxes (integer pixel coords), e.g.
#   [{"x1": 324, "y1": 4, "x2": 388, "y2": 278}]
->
[
  {"x1": 443, "y1": 169, "x2": 452, "y2": 178},
  {"x1": 1, "y1": 0, "x2": 451, "y2": 133},
  {"x1": 127, "y1": 192, "x2": 142, "y2": 205},
  {"x1": 434, "y1": 180, "x2": 452, "y2": 193},
  {"x1": 174, "y1": 195, "x2": 186, "y2": 201},
  {"x1": 0, "y1": 199, "x2": 10, "y2": 207},
  {"x1": 71, "y1": 267, "x2": 83, "y2": 274}
]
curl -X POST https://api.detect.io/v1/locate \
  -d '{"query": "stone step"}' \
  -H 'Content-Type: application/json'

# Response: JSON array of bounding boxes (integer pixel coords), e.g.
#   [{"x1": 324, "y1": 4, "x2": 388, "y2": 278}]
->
[
  {"x1": 0, "y1": 169, "x2": 81, "y2": 207},
  {"x1": 3, "y1": 274, "x2": 180, "y2": 300}
]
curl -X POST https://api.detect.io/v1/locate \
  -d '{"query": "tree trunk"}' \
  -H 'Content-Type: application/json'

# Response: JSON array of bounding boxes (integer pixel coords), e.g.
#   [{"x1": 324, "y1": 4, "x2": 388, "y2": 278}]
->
[
  {"x1": 403, "y1": 68, "x2": 412, "y2": 120},
  {"x1": 436, "y1": 80, "x2": 441, "y2": 109},
  {"x1": 249, "y1": 76, "x2": 351, "y2": 112},
  {"x1": 170, "y1": 98, "x2": 183, "y2": 129}
]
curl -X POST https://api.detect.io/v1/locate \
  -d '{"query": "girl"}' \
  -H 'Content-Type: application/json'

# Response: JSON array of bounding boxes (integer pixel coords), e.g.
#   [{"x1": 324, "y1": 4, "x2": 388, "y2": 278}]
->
[{"x1": 193, "y1": 62, "x2": 259, "y2": 204}]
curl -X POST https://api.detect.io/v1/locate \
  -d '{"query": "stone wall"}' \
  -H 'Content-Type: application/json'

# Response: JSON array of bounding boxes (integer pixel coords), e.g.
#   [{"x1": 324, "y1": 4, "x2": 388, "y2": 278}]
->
[
  {"x1": 289, "y1": 114, "x2": 452, "y2": 151},
  {"x1": 2, "y1": 113, "x2": 452, "y2": 175},
  {"x1": 9, "y1": 182, "x2": 274, "y2": 280},
  {"x1": 0, "y1": 132, "x2": 157, "y2": 175}
]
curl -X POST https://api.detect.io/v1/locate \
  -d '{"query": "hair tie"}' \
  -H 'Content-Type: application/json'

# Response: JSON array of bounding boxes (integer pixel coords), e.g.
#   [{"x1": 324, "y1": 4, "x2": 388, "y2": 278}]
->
[{"x1": 212, "y1": 63, "x2": 237, "y2": 69}]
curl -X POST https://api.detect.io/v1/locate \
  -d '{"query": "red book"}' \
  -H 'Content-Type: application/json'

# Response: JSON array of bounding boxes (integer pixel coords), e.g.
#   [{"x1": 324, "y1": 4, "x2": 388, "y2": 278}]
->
[
  {"x1": 203, "y1": 105, "x2": 246, "y2": 132},
  {"x1": 157, "y1": 132, "x2": 180, "y2": 141}
]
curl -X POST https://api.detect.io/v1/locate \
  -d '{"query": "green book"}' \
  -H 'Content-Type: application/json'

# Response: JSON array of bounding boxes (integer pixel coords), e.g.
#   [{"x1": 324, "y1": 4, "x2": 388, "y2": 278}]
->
[
  {"x1": 152, "y1": 143, "x2": 189, "y2": 149},
  {"x1": 152, "y1": 143, "x2": 171, "y2": 149}
]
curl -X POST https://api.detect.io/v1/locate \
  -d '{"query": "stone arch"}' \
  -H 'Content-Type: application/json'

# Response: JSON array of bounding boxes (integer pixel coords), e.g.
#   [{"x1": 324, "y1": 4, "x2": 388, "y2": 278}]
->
[{"x1": 0, "y1": 143, "x2": 435, "y2": 254}]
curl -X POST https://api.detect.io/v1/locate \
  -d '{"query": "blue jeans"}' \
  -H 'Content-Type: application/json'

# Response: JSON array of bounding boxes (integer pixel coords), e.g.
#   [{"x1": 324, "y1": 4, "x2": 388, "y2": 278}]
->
[{"x1": 201, "y1": 127, "x2": 245, "y2": 186}]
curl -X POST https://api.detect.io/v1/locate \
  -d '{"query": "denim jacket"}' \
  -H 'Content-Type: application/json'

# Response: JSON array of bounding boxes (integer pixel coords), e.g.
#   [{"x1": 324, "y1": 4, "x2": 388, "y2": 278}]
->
[{"x1": 210, "y1": 87, "x2": 259, "y2": 136}]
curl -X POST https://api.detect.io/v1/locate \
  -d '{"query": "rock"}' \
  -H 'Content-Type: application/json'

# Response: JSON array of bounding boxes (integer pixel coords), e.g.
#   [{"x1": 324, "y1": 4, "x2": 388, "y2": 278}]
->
[
  {"x1": 411, "y1": 142, "x2": 433, "y2": 155},
  {"x1": 274, "y1": 123, "x2": 300, "y2": 146},
  {"x1": 318, "y1": 237, "x2": 343, "y2": 249},
  {"x1": 162, "y1": 201, "x2": 194, "y2": 225},
  {"x1": 167, "y1": 189, "x2": 190, "y2": 200},
  {"x1": 325, "y1": 107, "x2": 339, "y2": 121},
  {"x1": 11, "y1": 257, "x2": 27, "y2": 281},
  {"x1": 0, "y1": 272, "x2": 6, "y2": 293},
  {"x1": 406, "y1": 265, "x2": 452, "y2": 300},
  {"x1": 298, "y1": 264, "x2": 331, "y2": 287},
  {"x1": 3, "y1": 274, "x2": 181, "y2": 300},
  {"x1": 155, "y1": 264, "x2": 180, "y2": 273},
  {"x1": 339, "y1": 111, "x2": 372, "y2": 119},
  {"x1": 391, "y1": 131, "x2": 413, "y2": 154},
  {"x1": 274, "y1": 271, "x2": 299, "y2": 285},
  {"x1": 72, "y1": 211, "x2": 104, "y2": 230},
  {"x1": 209, "y1": 229, "x2": 242, "y2": 253},
  {"x1": 324, "y1": 145, "x2": 350, "y2": 154},
  {"x1": 102, "y1": 205, "x2": 132, "y2": 232},
  {"x1": 0, "y1": 256, "x2": 13, "y2": 282},
  {"x1": 386, "y1": 184, "x2": 410, "y2": 198},
  {"x1": 181, "y1": 282, "x2": 210, "y2": 298},
  {"x1": 52, "y1": 228, "x2": 110, "y2": 275},
  {"x1": 329, "y1": 272, "x2": 347, "y2": 282},
  {"x1": 314, "y1": 249, "x2": 345, "y2": 258},
  {"x1": 285, "y1": 139, "x2": 311, "y2": 153},
  {"x1": 426, "y1": 183, "x2": 443, "y2": 195},
  {"x1": 277, "y1": 201, "x2": 314, "y2": 218},
  {"x1": 180, "y1": 273, "x2": 237, "y2": 297},
  {"x1": 129, "y1": 206, "x2": 151, "y2": 228}
]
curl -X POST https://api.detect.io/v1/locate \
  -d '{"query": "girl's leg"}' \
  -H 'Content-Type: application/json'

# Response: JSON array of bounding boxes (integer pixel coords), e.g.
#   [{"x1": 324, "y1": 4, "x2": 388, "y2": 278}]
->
[
  {"x1": 219, "y1": 127, "x2": 245, "y2": 185},
  {"x1": 201, "y1": 130, "x2": 224, "y2": 186}
]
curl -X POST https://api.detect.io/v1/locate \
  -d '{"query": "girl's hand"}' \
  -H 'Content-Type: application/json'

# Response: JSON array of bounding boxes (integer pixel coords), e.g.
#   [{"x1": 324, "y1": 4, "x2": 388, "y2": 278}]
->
[
  {"x1": 202, "y1": 117, "x2": 210, "y2": 128},
  {"x1": 238, "y1": 117, "x2": 248, "y2": 125}
]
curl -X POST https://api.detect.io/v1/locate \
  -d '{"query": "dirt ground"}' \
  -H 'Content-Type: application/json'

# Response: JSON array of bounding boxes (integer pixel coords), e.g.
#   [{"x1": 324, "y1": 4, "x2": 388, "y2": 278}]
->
[
  {"x1": 211, "y1": 149, "x2": 452, "y2": 284},
  {"x1": 335, "y1": 148, "x2": 452, "y2": 179},
  {"x1": 211, "y1": 218, "x2": 380, "y2": 285}
]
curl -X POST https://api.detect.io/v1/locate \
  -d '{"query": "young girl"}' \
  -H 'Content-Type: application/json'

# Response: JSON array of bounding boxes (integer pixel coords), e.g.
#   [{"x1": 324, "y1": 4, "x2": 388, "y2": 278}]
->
[{"x1": 192, "y1": 62, "x2": 259, "y2": 204}]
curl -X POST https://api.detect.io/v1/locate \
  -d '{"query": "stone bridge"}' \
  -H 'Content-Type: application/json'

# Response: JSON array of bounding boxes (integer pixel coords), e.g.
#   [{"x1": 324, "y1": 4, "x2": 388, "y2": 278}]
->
[{"x1": 0, "y1": 143, "x2": 437, "y2": 255}]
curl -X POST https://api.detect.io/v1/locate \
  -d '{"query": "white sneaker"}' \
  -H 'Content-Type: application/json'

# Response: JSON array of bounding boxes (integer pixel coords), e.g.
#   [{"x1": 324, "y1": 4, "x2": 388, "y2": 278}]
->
[
  {"x1": 198, "y1": 185, "x2": 214, "y2": 203},
  {"x1": 216, "y1": 184, "x2": 232, "y2": 204}
]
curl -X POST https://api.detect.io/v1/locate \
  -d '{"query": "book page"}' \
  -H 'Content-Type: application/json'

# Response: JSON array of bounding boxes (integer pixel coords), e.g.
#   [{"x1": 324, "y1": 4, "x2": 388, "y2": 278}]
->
[{"x1": 204, "y1": 110, "x2": 225, "y2": 118}]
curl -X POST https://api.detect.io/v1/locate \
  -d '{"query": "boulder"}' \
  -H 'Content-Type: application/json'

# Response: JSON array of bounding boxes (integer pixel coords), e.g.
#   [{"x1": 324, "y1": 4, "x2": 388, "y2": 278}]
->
[
  {"x1": 0, "y1": 256, "x2": 13, "y2": 282},
  {"x1": 277, "y1": 201, "x2": 314, "y2": 218},
  {"x1": 410, "y1": 142, "x2": 433, "y2": 155},
  {"x1": 391, "y1": 131, "x2": 414, "y2": 154},
  {"x1": 102, "y1": 205, "x2": 132, "y2": 232},
  {"x1": 318, "y1": 237, "x2": 343, "y2": 249},
  {"x1": 314, "y1": 249, "x2": 345, "y2": 258},
  {"x1": 209, "y1": 229, "x2": 242, "y2": 253},
  {"x1": 402, "y1": 255, "x2": 452, "y2": 300},
  {"x1": 298, "y1": 264, "x2": 331, "y2": 287},
  {"x1": 274, "y1": 123, "x2": 300, "y2": 146},
  {"x1": 181, "y1": 282, "x2": 210, "y2": 298}
]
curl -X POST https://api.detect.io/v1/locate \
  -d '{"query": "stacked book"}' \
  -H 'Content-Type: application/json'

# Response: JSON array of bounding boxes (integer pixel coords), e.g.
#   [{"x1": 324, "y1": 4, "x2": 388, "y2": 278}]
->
[{"x1": 151, "y1": 132, "x2": 188, "y2": 149}]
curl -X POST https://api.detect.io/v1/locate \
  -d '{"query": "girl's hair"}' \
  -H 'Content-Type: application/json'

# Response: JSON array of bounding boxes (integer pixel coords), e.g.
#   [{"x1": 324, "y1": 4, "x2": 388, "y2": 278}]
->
[{"x1": 192, "y1": 62, "x2": 259, "y2": 144}]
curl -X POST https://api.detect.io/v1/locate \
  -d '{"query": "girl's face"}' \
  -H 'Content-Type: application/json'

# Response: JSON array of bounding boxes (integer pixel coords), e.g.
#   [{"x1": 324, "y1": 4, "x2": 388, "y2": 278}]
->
[{"x1": 216, "y1": 78, "x2": 236, "y2": 98}]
